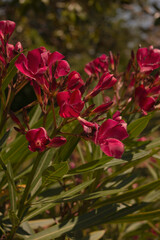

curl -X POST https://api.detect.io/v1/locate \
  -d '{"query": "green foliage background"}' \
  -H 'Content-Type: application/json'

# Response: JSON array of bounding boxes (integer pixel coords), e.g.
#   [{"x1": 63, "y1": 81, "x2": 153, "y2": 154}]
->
[{"x1": 1, "y1": 0, "x2": 160, "y2": 71}]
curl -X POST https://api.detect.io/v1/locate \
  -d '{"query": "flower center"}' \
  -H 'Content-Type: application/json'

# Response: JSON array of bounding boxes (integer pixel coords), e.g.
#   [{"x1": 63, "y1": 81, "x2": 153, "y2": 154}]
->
[{"x1": 35, "y1": 139, "x2": 42, "y2": 147}]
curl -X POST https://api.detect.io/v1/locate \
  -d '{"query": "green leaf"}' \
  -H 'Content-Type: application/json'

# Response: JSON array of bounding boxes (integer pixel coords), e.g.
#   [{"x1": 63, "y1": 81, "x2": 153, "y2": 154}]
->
[
  {"x1": 82, "y1": 230, "x2": 106, "y2": 240},
  {"x1": 30, "y1": 149, "x2": 55, "y2": 196},
  {"x1": 2, "y1": 53, "x2": 21, "y2": 90},
  {"x1": 23, "y1": 179, "x2": 95, "y2": 222},
  {"x1": 0, "y1": 129, "x2": 10, "y2": 148},
  {"x1": 7, "y1": 161, "x2": 17, "y2": 213},
  {"x1": 68, "y1": 156, "x2": 112, "y2": 175},
  {"x1": 55, "y1": 188, "x2": 126, "y2": 202},
  {"x1": 67, "y1": 150, "x2": 156, "y2": 177},
  {"x1": 29, "y1": 105, "x2": 42, "y2": 128},
  {"x1": 42, "y1": 162, "x2": 69, "y2": 185},
  {"x1": 28, "y1": 219, "x2": 55, "y2": 230},
  {"x1": 9, "y1": 210, "x2": 19, "y2": 227},
  {"x1": 94, "y1": 178, "x2": 160, "y2": 207},
  {"x1": 112, "y1": 209, "x2": 160, "y2": 223},
  {"x1": 25, "y1": 203, "x2": 146, "y2": 240},
  {"x1": 127, "y1": 114, "x2": 152, "y2": 138},
  {"x1": 25, "y1": 204, "x2": 117, "y2": 240},
  {"x1": 101, "y1": 149, "x2": 159, "y2": 186},
  {"x1": 54, "y1": 123, "x2": 82, "y2": 163}
]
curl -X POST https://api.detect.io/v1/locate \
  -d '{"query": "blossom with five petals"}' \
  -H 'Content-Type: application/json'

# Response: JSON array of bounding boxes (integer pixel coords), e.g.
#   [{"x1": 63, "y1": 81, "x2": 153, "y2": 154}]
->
[
  {"x1": 57, "y1": 90, "x2": 84, "y2": 118},
  {"x1": 95, "y1": 119, "x2": 128, "y2": 158},
  {"x1": 26, "y1": 127, "x2": 66, "y2": 152},
  {"x1": 136, "y1": 46, "x2": 160, "y2": 73}
]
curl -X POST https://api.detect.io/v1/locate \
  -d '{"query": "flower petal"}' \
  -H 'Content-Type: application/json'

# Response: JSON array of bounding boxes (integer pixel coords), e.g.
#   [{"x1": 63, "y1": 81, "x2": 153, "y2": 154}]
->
[
  {"x1": 48, "y1": 136, "x2": 66, "y2": 147},
  {"x1": 100, "y1": 138, "x2": 124, "y2": 158}
]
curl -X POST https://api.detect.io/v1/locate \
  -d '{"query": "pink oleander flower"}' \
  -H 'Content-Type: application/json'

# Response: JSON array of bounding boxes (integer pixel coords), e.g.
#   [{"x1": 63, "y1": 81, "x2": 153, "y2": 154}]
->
[
  {"x1": 85, "y1": 54, "x2": 109, "y2": 76},
  {"x1": 86, "y1": 72, "x2": 117, "y2": 98},
  {"x1": 0, "y1": 20, "x2": 16, "y2": 44},
  {"x1": 78, "y1": 114, "x2": 128, "y2": 158},
  {"x1": 67, "y1": 71, "x2": 84, "y2": 90},
  {"x1": 15, "y1": 47, "x2": 48, "y2": 80},
  {"x1": 57, "y1": 90, "x2": 84, "y2": 118},
  {"x1": 135, "y1": 85, "x2": 157, "y2": 114},
  {"x1": 26, "y1": 127, "x2": 66, "y2": 152},
  {"x1": 95, "y1": 118, "x2": 128, "y2": 158},
  {"x1": 136, "y1": 46, "x2": 160, "y2": 73}
]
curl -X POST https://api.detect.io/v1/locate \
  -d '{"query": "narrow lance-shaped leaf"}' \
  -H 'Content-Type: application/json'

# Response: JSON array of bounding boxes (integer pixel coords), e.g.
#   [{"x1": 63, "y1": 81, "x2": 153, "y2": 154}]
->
[
  {"x1": 25, "y1": 203, "x2": 146, "y2": 240},
  {"x1": 23, "y1": 179, "x2": 95, "y2": 222},
  {"x1": 94, "y1": 178, "x2": 160, "y2": 208},
  {"x1": 42, "y1": 162, "x2": 69, "y2": 186},
  {"x1": 2, "y1": 53, "x2": 22, "y2": 90},
  {"x1": 111, "y1": 209, "x2": 160, "y2": 223},
  {"x1": 54, "y1": 123, "x2": 82, "y2": 163},
  {"x1": 7, "y1": 161, "x2": 17, "y2": 213},
  {"x1": 127, "y1": 114, "x2": 153, "y2": 138},
  {"x1": 0, "y1": 129, "x2": 10, "y2": 148}
]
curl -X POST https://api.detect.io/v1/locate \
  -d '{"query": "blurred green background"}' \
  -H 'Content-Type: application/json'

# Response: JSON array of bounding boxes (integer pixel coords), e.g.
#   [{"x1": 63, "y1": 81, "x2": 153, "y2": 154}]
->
[{"x1": 1, "y1": 0, "x2": 160, "y2": 109}]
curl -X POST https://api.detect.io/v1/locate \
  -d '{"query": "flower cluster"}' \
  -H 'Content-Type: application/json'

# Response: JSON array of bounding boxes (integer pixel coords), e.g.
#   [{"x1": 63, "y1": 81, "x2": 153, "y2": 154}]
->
[
  {"x1": 13, "y1": 41, "x2": 126, "y2": 158},
  {"x1": 2, "y1": 20, "x2": 160, "y2": 159},
  {"x1": 132, "y1": 46, "x2": 160, "y2": 114},
  {"x1": 0, "y1": 20, "x2": 22, "y2": 65}
]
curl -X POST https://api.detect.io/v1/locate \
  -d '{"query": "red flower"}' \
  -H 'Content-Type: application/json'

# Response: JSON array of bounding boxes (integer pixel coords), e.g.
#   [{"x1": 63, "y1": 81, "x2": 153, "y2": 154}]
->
[
  {"x1": 86, "y1": 72, "x2": 117, "y2": 98},
  {"x1": 26, "y1": 127, "x2": 66, "y2": 152},
  {"x1": 136, "y1": 46, "x2": 160, "y2": 73},
  {"x1": 47, "y1": 136, "x2": 67, "y2": 148},
  {"x1": 26, "y1": 127, "x2": 50, "y2": 152},
  {"x1": 135, "y1": 85, "x2": 156, "y2": 114},
  {"x1": 67, "y1": 71, "x2": 84, "y2": 90},
  {"x1": 96, "y1": 118, "x2": 128, "y2": 158},
  {"x1": 78, "y1": 114, "x2": 128, "y2": 158},
  {"x1": 85, "y1": 54, "x2": 109, "y2": 76},
  {"x1": 0, "y1": 20, "x2": 16, "y2": 44},
  {"x1": 57, "y1": 90, "x2": 84, "y2": 118},
  {"x1": 15, "y1": 47, "x2": 48, "y2": 80}
]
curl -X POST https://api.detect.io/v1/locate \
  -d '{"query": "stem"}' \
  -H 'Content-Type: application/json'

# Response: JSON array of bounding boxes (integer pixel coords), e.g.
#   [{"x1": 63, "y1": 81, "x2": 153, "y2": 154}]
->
[
  {"x1": 0, "y1": 90, "x2": 15, "y2": 136},
  {"x1": 7, "y1": 227, "x2": 17, "y2": 240},
  {"x1": 43, "y1": 105, "x2": 52, "y2": 127},
  {"x1": 0, "y1": 156, "x2": 16, "y2": 192},
  {"x1": 60, "y1": 131, "x2": 82, "y2": 138},
  {"x1": 17, "y1": 152, "x2": 44, "y2": 221},
  {"x1": 51, "y1": 98, "x2": 57, "y2": 130},
  {"x1": 0, "y1": 157, "x2": 17, "y2": 240}
]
